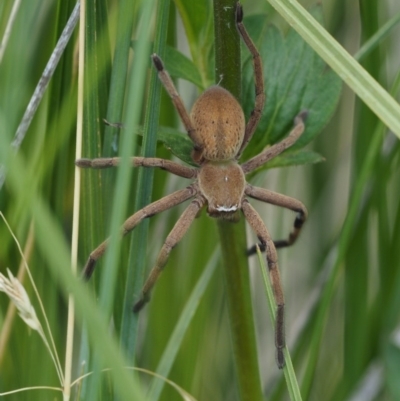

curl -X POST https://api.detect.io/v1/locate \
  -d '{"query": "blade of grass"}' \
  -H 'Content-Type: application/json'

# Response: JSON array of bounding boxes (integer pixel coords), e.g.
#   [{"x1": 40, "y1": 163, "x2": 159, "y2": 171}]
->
[
  {"x1": 0, "y1": 0, "x2": 21, "y2": 63},
  {"x1": 120, "y1": 0, "x2": 171, "y2": 362},
  {"x1": 301, "y1": 64, "x2": 400, "y2": 401},
  {"x1": 343, "y1": 0, "x2": 380, "y2": 393},
  {"x1": 101, "y1": 0, "x2": 139, "y2": 158},
  {"x1": 255, "y1": 246, "x2": 302, "y2": 401},
  {"x1": 100, "y1": 0, "x2": 139, "y2": 220},
  {"x1": 64, "y1": 0, "x2": 85, "y2": 399},
  {"x1": 80, "y1": 0, "x2": 111, "y2": 398},
  {"x1": 73, "y1": 367, "x2": 198, "y2": 401},
  {"x1": 264, "y1": 0, "x2": 400, "y2": 138},
  {"x1": 0, "y1": 1, "x2": 80, "y2": 191},
  {"x1": 85, "y1": 0, "x2": 157, "y2": 399},
  {"x1": 331, "y1": 62, "x2": 400, "y2": 401},
  {"x1": 354, "y1": 11, "x2": 400, "y2": 62},
  {"x1": 75, "y1": 5, "x2": 131, "y2": 395},
  {"x1": 0, "y1": 156, "x2": 146, "y2": 400},
  {"x1": 97, "y1": 0, "x2": 155, "y2": 329},
  {"x1": 0, "y1": 143, "x2": 146, "y2": 400},
  {"x1": 300, "y1": 126, "x2": 382, "y2": 400},
  {"x1": 147, "y1": 247, "x2": 220, "y2": 401},
  {"x1": 0, "y1": 386, "x2": 63, "y2": 397}
]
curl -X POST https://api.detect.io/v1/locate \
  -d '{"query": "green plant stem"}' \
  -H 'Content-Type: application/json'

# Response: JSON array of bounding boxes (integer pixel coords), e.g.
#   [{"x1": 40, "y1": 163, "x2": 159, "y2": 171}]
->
[
  {"x1": 213, "y1": 1, "x2": 264, "y2": 400},
  {"x1": 64, "y1": 1, "x2": 85, "y2": 399},
  {"x1": 217, "y1": 221, "x2": 264, "y2": 401}
]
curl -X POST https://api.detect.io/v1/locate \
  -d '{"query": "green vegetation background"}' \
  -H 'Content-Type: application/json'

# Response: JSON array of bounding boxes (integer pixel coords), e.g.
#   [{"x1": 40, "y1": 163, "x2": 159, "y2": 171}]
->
[{"x1": 0, "y1": 0, "x2": 399, "y2": 400}]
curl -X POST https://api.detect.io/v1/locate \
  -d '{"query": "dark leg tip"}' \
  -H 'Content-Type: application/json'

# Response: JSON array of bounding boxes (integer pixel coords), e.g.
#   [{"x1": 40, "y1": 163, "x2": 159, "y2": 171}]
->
[
  {"x1": 246, "y1": 243, "x2": 267, "y2": 256},
  {"x1": 246, "y1": 245, "x2": 257, "y2": 256},
  {"x1": 132, "y1": 301, "x2": 144, "y2": 314},
  {"x1": 235, "y1": 2, "x2": 243, "y2": 24},
  {"x1": 294, "y1": 214, "x2": 304, "y2": 229},
  {"x1": 276, "y1": 349, "x2": 285, "y2": 369},
  {"x1": 133, "y1": 294, "x2": 150, "y2": 314},
  {"x1": 82, "y1": 257, "x2": 96, "y2": 281},
  {"x1": 151, "y1": 53, "x2": 164, "y2": 72},
  {"x1": 296, "y1": 110, "x2": 309, "y2": 123}
]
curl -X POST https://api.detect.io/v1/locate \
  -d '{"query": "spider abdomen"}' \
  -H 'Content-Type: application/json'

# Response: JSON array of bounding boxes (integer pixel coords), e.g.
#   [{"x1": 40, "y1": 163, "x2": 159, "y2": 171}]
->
[
  {"x1": 190, "y1": 86, "x2": 245, "y2": 161},
  {"x1": 198, "y1": 161, "x2": 245, "y2": 219}
]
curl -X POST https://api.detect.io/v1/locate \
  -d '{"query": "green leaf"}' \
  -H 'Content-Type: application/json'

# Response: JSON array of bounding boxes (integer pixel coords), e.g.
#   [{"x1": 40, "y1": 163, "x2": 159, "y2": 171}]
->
[
  {"x1": 131, "y1": 125, "x2": 196, "y2": 166},
  {"x1": 241, "y1": 6, "x2": 341, "y2": 160},
  {"x1": 262, "y1": 149, "x2": 325, "y2": 170},
  {"x1": 164, "y1": 46, "x2": 203, "y2": 88},
  {"x1": 132, "y1": 40, "x2": 203, "y2": 88},
  {"x1": 247, "y1": 149, "x2": 325, "y2": 180},
  {"x1": 174, "y1": 0, "x2": 214, "y2": 86},
  {"x1": 157, "y1": 127, "x2": 196, "y2": 166}
]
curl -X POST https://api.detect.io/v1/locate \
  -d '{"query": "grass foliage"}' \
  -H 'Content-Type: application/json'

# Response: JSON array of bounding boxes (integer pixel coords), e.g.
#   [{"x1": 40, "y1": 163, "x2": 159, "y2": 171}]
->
[{"x1": 0, "y1": 0, "x2": 400, "y2": 400}]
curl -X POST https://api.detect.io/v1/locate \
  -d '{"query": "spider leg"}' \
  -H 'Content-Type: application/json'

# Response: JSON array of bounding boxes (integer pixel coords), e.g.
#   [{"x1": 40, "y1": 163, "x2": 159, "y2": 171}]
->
[
  {"x1": 75, "y1": 156, "x2": 196, "y2": 179},
  {"x1": 245, "y1": 184, "x2": 308, "y2": 255},
  {"x1": 133, "y1": 196, "x2": 205, "y2": 312},
  {"x1": 235, "y1": 2, "x2": 266, "y2": 157},
  {"x1": 242, "y1": 199, "x2": 286, "y2": 369},
  {"x1": 82, "y1": 185, "x2": 198, "y2": 279},
  {"x1": 151, "y1": 55, "x2": 203, "y2": 154},
  {"x1": 241, "y1": 110, "x2": 308, "y2": 174}
]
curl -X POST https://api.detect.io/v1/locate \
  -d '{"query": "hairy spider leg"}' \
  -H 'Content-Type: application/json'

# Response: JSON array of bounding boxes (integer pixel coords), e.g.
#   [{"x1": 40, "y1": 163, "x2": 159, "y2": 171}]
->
[
  {"x1": 151, "y1": 54, "x2": 204, "y2": 161},
  {"x1": 242, "y1": 199, "x2": 286, "y2": 368},
  {"x1": 81, "y1": 186, "x2": 197, "y2": 280},
  {"x1": 76, "y1": 156, "x2": 196, "y2": 179},
  {"x1": 241, "y1": 110, "x2": 308, "y2": 174},
  {"x1": 133, "y1": 196, "x2": 205, "y2": 312},
  {"x1": 245, "y1": 185, "x2": 308, "y2": 255},
  {"x1": 235, "y1": 2, "x2": 266, "y2": 157}
]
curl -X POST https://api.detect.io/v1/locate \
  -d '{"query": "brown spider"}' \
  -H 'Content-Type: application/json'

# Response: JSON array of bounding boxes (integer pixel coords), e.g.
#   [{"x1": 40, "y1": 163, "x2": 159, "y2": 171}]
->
[{"x1": 76, "y1": 2, "x2": 308, "y2": 369}]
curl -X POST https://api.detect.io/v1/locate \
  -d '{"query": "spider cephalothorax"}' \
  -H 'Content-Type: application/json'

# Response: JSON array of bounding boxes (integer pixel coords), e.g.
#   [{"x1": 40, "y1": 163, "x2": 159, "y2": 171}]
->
[{"x1": 76, "y1": 2, "x2": 308, "y2": 369}]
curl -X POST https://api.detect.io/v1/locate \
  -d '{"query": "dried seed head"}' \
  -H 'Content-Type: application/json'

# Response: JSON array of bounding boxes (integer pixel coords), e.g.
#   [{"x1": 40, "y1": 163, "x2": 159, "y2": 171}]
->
[{"x1": 0, "y1": 268, "x2": 41, "y2": 332}]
